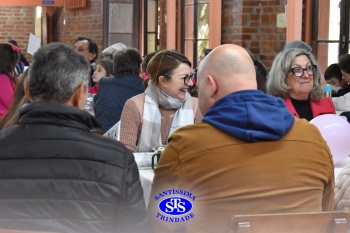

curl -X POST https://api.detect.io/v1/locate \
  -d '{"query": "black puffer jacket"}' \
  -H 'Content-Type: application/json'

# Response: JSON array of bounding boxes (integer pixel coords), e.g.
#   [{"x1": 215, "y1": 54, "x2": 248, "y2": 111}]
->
[{"x1": 0, "y1": 102, "x2": 147, "y2": 233}]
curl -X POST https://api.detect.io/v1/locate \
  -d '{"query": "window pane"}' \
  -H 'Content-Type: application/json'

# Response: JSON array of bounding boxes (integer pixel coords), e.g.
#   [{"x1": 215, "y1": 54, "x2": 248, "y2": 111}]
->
[
  {"x1": 326, "y1": 43, "x2": 339, "y2": 65},
  {"x1": 197, "y1": 3, "x2": 209, "y2": 40},
  {"x1": 328, "y1": 0, "x2": 340, "y2": 41},
  {"x1": 197, "y1": 3, "x2": 209, "y2": 64},
  {"x1": 147, "y1": 34, "x2": 156, "y2": 53},
  {"x1": 197, "y1": 39, "x2": 209, "y2": 64},
  {"x1": 109, "y1": 3, "x2": 133, "y2": 33},
  {"x1": 147, "y1": 0, "x2": 157, "y2": 32}
]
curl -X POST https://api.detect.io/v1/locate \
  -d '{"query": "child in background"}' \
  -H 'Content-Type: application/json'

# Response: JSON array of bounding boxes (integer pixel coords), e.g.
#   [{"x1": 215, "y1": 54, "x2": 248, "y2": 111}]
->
[
  {"x1": 0, "y1": 42, "x2": 20, "y2": 117},
  {"x1": 332, "y1": 54, "x2": 350, "y2": 111},
  {"x1": 0, "y1": 69, "x2": 29, "y2": 129},
  {"x1": 324, "y1": 63, "x2": 350, "y2": 97},
  {"x1": 88, "y1": 59, "x2": 113, "y2": 94}
]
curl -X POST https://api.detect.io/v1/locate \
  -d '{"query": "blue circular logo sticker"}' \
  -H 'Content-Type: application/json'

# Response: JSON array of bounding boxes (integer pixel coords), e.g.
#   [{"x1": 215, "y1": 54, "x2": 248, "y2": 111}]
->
[{"x1": 159, "y1": 197, "x2": 193, "y2": 215}]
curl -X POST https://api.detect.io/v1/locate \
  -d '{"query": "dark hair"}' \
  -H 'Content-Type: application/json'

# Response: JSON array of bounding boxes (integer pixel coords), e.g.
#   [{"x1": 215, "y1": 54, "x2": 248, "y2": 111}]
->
[
  {"x1": 96, "y1": 59, "x2": 113, "y2": 76},
  {"x1": 203, "y1": 49, "x2": 212, "y2": 57},
  {"x1": 0, "y1": 68, "x2": 28, "y2": 130},
  {"x1": 73, "y1": 36, "x2": 99, "y2": 63},
  {"x1": 8, "y1": 39, "x2": 18, "y2": 46},
  {"x1": 0, "y1": 42, "x2": 20, "y2": 83},
  {"x1": 142, "y1": 51, "x2": 158, "y2": 72},
  {"x1": 28, "y1": 42, "x2": 90, "y2": 103},
  {"x1": 339, "y1": 54, "x2": 350, "y2": 74},
  {"x1": 245, "y1": 49, "x2": 268, "y2": 93},
  {"x1": 8, "y1": 40, "x2": 30, "y2": 67},
  {"x1": 146, "y1": 50, "x2": 191, "y2": 86},
  {"x1": 113, "y1": 48, "x2": 142, "y2": 76},
  {"x1": 324, "y1": 63, "x2": 342, "y2": 81}
]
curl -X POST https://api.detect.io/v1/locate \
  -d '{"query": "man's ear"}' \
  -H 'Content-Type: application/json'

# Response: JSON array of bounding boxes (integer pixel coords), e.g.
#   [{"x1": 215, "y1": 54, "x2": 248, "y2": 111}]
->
[
  {"x1": 23, "y1": 78, "x2": 33, "y2": 102},
  {"x1": 70, "y1": 83, "x2": 87, "y2": 109},
  {"x1": 89, "y1": 53, "x2": 97, "y2": 63},
  {"x1": 207, "y1": 75, "x2": 218, "y2": 99}
]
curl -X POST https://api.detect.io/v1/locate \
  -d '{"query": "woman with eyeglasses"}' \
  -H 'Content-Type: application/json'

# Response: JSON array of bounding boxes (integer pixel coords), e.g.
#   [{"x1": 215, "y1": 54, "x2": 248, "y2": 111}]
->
[
  {"x1": 266, "y1": 48, "x2": 335, "y2": 120},
  {"x1": 119, "y1": 50, "x2": 203, "y2": 152}
]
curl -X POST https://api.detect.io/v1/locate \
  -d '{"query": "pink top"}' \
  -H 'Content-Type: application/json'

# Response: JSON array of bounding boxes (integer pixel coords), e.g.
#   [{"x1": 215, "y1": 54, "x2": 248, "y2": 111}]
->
[
  {"x1": 88, "y1": 83, "x2": 99, "y2": 94},
  {"x1": 0, "y1": 73, "x2": 16, "y2": 117}
]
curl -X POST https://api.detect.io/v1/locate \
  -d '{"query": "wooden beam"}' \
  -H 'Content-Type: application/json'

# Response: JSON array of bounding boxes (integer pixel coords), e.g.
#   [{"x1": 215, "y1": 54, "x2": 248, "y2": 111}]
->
[
  {"x1": 166, "y1": 0, "x2": 176, "y2": 50},
  {"x1": 0, "y1": 0, "x2": 64, "y2": 7},
  {"x1": 286, "y1": 0, "x2": 302, "y2": 42},
  {"x1": 209, "y1": 1, "x2": 221, "y2": 49}
]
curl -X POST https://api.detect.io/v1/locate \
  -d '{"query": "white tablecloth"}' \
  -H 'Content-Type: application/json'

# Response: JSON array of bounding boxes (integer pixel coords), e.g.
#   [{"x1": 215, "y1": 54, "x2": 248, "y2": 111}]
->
[
  {"x1": 139, "y1": 169, "x2": 155, "y2": 207},
  {"x1": 134, "y1": 153, "x2": 156, "y2": 207}
]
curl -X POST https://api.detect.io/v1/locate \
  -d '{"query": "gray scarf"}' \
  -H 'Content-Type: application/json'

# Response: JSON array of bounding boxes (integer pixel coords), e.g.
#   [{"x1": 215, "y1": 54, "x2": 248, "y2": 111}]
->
[{"x1": 137, "y1": 81, "x2": 194, "y2": 152}]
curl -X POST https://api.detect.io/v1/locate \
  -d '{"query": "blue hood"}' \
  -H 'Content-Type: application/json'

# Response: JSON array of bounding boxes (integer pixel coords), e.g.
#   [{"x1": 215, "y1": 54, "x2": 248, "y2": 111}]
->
[{"x1": 203, "y1": 90, "x2": 295, "y2": 142}]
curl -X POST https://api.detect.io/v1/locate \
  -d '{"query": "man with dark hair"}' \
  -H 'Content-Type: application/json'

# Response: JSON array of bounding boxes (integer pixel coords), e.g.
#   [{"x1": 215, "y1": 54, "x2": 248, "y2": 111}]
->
[
  {"x1": 0, "y1": 42, "x2": 147, "y2": 233},
  {"x1": 73, "y1": 36, "x2": 99, "y2": 87},
  {"x1": 94, "y1": 48, "x2": 144, "y2": 130},
  {"x1": 324, "y1": 63, "x2": 350, "y2": 97}
]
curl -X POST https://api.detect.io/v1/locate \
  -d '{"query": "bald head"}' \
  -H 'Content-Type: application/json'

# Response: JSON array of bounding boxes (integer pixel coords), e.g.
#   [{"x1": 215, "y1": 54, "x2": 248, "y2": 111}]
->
[{"x1": 197, "y1": 44, "x2": 257, "y2": 114}]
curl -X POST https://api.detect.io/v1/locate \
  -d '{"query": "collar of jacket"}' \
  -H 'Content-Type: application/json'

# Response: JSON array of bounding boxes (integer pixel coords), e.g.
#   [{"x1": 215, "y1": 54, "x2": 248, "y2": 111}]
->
[{"x1": 18, "y1": 102, "x2": 101, "y2": 130}]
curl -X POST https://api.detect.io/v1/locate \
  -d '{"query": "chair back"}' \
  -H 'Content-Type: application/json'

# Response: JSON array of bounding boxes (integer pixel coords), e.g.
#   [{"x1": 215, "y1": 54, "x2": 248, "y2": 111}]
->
[
  {"x1": 90, "y1": 129, "x2": 107, "y2": 135},
  {"x1": 227, "y1": 211, "x2": 350, "y2": 233}
]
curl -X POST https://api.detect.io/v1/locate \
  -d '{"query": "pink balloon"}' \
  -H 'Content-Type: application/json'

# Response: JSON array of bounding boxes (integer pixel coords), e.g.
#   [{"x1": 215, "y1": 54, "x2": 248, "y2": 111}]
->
[{"x1": 310, "y1": 114, "x2": 350, "y2": 164}]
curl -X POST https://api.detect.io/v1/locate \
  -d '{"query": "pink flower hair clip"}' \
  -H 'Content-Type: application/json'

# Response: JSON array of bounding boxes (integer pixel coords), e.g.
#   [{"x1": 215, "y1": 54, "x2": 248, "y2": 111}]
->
[
  {"x1": 11, "y1": 44, "x2": 20, "y2": 53},
  {"x1": 142, "y1": 71, "x2": 150, "y2": 79}
]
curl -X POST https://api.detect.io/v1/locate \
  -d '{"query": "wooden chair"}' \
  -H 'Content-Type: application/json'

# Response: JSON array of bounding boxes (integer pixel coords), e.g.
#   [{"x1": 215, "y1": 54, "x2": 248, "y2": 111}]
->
[
  {"x1": 0, "y1": 230, "x2": 57, "y2": 233},
  {"x1": 227, "y1": 211, "x2": 350, "y2": 233},
  {"x1": 90, "y1": 129, "x2": 107, "y2": 135}
]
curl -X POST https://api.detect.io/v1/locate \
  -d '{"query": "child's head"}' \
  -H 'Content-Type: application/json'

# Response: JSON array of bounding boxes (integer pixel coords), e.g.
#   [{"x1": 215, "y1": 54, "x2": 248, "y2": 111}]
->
[
  {"x1": 0, "y1": 42, "x2": 20, "y2": 79},
  {"x1": 92, "y1": 59, "x2": 113, "y2": 83},
  {"x1": 324, "y1": 63, "x2": 344, "y2": 88},
  {"x1": 339, "y1": 54, "x2": 350, "y2": 84}
]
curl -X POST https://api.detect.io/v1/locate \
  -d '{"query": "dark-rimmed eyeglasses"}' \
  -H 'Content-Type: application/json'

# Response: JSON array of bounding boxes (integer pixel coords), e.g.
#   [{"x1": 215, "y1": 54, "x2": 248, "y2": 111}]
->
[
  {"x1": 290, "y1": 65, "x2": 317, "y2": 77},
  {"x1": 172, "y1": 69, "x2": 197, "y2": 85}
]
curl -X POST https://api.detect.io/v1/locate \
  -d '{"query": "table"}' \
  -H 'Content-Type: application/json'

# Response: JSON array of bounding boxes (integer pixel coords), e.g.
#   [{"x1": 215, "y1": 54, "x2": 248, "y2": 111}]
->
[
  {"x1": 134, "y1": 153, "x2": 156, "y2": 207},
  {"x1": 139, "y1": 169, "x2": 154, "y2": 207}
]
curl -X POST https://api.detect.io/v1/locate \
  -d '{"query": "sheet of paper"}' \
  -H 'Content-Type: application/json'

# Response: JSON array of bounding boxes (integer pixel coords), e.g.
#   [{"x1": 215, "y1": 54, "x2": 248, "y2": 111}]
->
[{"x1": 27, "y1": 33, "x2": 41, "y2": 55}]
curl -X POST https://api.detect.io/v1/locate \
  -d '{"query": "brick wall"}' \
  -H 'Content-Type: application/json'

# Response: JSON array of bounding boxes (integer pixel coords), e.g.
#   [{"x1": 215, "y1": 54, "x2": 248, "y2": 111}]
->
[
  {"x1": 52, "y1": 0, "x2": 103, "y2": 57},
  {"x1": 222, "y1": 0, "x2": 287, "y2": 68},
  {"x1": 0, "y1": 0, "x2": 288, "y2": 69},
  {"x1": 0, "y1": 7, "x2": 35, "y2": 63}
]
